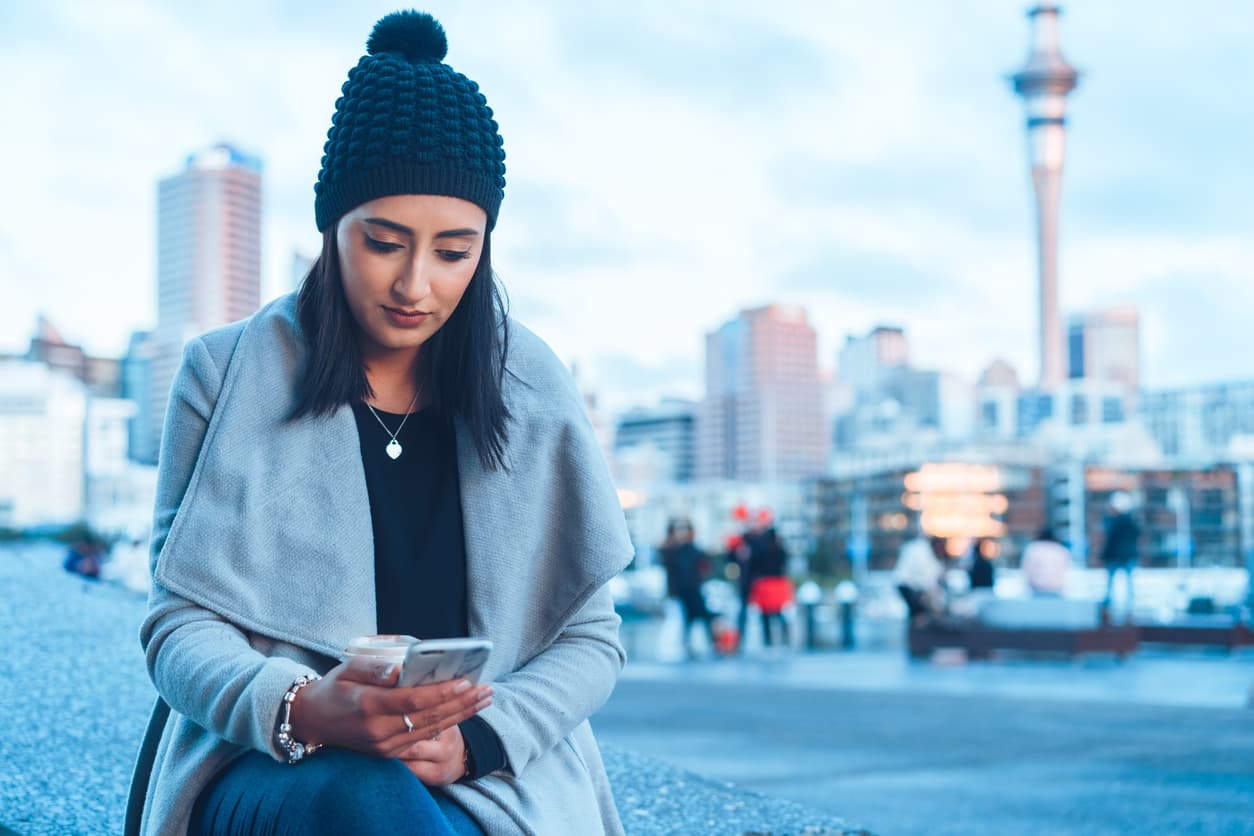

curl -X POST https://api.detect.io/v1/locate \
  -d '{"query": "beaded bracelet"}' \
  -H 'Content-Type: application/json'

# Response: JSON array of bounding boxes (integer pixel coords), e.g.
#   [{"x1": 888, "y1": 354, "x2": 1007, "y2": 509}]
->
[{"x1": 276, "y1": 674, "x2": 323, "y2": 764}]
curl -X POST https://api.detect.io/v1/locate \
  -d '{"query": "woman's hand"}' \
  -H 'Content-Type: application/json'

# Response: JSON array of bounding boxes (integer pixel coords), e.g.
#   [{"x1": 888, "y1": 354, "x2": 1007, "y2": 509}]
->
[
  {"x1": 288, "y1": 656, "x2": 492, "y2": 759},
  {"x1": 399, "y1": 724, "x2": 472, "y2": 786}
]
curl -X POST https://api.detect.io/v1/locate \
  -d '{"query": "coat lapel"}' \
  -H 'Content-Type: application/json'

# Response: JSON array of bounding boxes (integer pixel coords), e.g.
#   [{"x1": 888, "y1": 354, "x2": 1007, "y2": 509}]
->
[
  {"x1": 155, "y1": 293, "x2": 633, "y2": 669},
  {"x1": 154, "y1": 302, "x2": 378, "y2": 659}
]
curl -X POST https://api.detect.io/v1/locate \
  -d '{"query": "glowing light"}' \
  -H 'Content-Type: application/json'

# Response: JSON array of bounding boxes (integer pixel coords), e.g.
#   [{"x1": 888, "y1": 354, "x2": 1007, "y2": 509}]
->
[
  {"x1": 903, "y1": 463, "x2": 1003, "y2": 493},
  {"x1": 904, "y1": 463, "x2": 1008, "y2": 541},
  {"x1": 617, "y1": 488, "x2": 646, "y2": 510}
]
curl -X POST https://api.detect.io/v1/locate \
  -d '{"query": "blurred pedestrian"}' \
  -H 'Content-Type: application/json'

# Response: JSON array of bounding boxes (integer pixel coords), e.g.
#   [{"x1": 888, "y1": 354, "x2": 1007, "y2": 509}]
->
[
  {"x1": 63, "y1": 534, "x2": 103, "y2": 580},
  {"x1": 659, "y1": 518, "x2": 716, "y2": 658},
  {"x1": 1021, "y1": 527, "x2": 1069, "y2": 597},
  {"x1": 893, "y1": 534, "x2": 946, "y2": 624},
  {"x1": 747, "y1": 525, "x2": 793, "y2": 649},
  {"x1": 1100, "y1": 491, "x2": 1140, "y2": 622},
  {"x1": 968, "y1": 539, "x2": 997, "y2": 591},
  {"x1": 731, "y1": 508, "x2": 772, "y2": 651}
]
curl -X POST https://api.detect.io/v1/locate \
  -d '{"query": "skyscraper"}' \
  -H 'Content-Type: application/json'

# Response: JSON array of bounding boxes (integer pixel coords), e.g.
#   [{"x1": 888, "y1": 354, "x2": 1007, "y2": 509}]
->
[
  {"x1": 148, "y1": 144, "x2": 263, "y2": 456},
  {"x1": 837, "y1": 325, "x2": 909, "y2": 397},
  {"x1": 696, "y1": 305, "x2": 828, "y2": 483},
  {"x1": 1011, "y1": 3, "x2": 1080, "y2": 390},
  {"x1": 122, "y1": 330, "x2": 157, "y2": 464},
  {"x1": 614, "y1": 399, "x2": 697, "y2": 484},
  {"x1": 1068, "y1": 307, "x2": 1140, "y2": 390}
]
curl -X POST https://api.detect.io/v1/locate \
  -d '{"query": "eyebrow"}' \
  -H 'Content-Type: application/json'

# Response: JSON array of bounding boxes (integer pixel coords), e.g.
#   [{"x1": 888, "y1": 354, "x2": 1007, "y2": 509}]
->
[{"x1": 362, "y1": 218, "x2": 481, "y2": 239}]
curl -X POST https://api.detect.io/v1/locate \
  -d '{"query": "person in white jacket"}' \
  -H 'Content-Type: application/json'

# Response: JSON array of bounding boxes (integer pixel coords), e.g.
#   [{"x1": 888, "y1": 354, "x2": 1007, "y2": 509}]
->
[
  {"x1": 893, "y1": 535, "x2": 948, "y2": 622},
  {"x1": 1020, "y1": 528, "x2": 1071, "y2": 597}
]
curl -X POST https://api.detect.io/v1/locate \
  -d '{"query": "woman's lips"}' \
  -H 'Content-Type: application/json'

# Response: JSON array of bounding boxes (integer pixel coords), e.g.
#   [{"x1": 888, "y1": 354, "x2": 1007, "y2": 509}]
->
[{"x1": 383, "y1": 306, "x2": 431, "y2": 328}]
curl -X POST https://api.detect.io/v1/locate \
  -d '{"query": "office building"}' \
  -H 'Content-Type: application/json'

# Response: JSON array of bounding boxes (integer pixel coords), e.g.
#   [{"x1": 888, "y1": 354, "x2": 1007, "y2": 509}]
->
[
  {"x1": 696, "y1": 305, "x2": 828, "y2": 482},
  {"x1": 148, "y1": 143, "x2": 262, "y2": 456},
  {"x1": 614, "y1": 399, "x2": 697, "y2": 484}
]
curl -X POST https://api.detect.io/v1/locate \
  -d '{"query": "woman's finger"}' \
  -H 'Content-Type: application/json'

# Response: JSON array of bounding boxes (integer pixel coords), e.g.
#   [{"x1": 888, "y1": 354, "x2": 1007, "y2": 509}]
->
[
  {"x1": 402, "y1": 686, "x2": 491, "y2": 735},
  {"x1": 370, "y1": 678, "x2": 475, "y2": 715},
  {"x1": 375, "y1": 690, "x2": 492, "y2": 755}
]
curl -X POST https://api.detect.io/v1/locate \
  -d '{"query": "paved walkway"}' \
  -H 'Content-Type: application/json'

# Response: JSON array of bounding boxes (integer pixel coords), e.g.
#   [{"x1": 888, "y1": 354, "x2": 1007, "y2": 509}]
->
[
  {"x1": 621, "y1": 644, "x2": 1254, "y2": 710},
  {"x1": 598, "y1": 662, "x2": 1254, "y2": 835}
]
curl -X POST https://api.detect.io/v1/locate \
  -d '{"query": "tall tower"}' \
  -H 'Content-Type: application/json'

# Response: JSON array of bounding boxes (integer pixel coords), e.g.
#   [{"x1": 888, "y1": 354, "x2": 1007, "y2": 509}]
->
[
  {"x1": 1012, "y1": 4, "x2": 1080, "y2": 390},
  {"x1": 148, "y1": 143, "x2": 263, "y2": 456}
]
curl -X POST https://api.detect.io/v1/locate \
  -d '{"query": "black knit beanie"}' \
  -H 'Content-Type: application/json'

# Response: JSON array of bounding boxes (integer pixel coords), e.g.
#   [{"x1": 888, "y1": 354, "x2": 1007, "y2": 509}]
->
[{"x1": 314, "y1": 11, "x2": 506, "y2": 232}]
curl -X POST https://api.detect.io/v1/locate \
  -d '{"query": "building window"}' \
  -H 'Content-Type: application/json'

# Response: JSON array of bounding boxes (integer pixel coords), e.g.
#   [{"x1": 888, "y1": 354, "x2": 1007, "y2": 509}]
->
[
  {"x1": 1102, "y1": 397, "x2": 1123, "y2": 424},
  {"x1": 1068, "y1": 394, "x2": 1086, "y2": 425}
]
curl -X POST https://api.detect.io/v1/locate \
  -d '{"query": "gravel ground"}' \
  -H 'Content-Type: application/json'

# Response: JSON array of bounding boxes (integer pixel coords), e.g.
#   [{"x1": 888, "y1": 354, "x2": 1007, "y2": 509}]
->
[{"x1": 0, "y1": 543, "x2": 864, "y2": 835}]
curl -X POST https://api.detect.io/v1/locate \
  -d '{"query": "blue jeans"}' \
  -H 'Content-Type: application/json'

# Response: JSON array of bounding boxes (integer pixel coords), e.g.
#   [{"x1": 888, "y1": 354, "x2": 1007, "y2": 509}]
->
[
  {"x1": 190, "y1": 748, "x2": 485, "y2": 836},
  {"x1": 1102, "y1": 564, "x2": 1135, "y2": 617}
]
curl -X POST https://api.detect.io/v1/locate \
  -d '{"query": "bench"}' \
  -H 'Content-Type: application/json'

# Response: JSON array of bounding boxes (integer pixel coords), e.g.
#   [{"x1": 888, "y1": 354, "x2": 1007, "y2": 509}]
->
[
  {"x1": 908, "y1": 597, "x2": 1140, "y2": 661},
  {"x1": 909, "y1": 621, "x2": 1140, "y2": 660},
  {"x1": 1137, "y1": 616, "x2": 1254, "y2": 652}
]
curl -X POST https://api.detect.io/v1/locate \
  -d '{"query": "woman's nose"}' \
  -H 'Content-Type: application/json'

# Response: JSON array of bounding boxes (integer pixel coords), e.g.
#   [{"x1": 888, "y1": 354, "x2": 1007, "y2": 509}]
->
[{"x1": 395, "y1": 255, "x2": 432, "y2": 299}]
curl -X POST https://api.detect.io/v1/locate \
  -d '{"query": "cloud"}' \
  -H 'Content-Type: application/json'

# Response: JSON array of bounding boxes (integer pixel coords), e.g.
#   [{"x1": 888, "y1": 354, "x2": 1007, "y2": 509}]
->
[
  {"x1": 1, "y1": 0, "x2": 1251, "y2": 411},
  {"x1": 778, "y1": 245, "x2": 947, "y2": 309},
  {"x1": 581, "y1": 350, "x2": 702, "y2": 417}
]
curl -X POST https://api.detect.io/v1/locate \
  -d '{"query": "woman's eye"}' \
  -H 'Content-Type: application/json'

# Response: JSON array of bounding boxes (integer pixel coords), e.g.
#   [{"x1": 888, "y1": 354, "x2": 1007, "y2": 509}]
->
[
  {"x1": 437, "y1": 249, "x2": 473, "y2": 262},
  {"x1": 364, "y1": 235, "x2": 402, "y2": 253}
]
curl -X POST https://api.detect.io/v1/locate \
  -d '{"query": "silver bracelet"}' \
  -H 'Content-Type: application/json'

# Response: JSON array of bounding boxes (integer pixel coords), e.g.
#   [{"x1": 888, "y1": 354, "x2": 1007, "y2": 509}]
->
[{"x1": 276, "y1": 674, "x2": 323, "y2": 764}]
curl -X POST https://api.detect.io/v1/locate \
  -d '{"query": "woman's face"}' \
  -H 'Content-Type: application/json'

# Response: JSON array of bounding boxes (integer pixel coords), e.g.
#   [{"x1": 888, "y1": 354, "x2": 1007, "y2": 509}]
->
[{"x1": 336, "y1": 193, "x2": 487, "y2": 363}]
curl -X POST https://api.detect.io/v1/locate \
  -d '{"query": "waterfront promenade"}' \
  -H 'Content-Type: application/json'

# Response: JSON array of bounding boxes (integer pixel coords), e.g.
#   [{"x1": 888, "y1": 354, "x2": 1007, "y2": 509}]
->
[{"x1": 4, "y1": 541, "x2": 1253, "y2": 834}]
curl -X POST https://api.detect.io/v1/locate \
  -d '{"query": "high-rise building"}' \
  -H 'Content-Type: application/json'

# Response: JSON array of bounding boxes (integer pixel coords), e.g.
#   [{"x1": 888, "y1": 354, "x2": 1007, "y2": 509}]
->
[
  {"x1": 1068, "y1": 307, "x2": 1140, "y2": 390},
  {"x1": 975, "y1": 359, "x2": 1021, "y2": 440},
  {"x1": 1011, "y1": 3, "x2": 1080, "y2": 389},
  {"x1": 292, "y1": 250, "x2": 316, "y2": 293},
  {"x1": 122, "y1": 331, "x2": 157, "y2": 465},
  {"x1": 148, "y1": 143, "x2": 263, "y2": 457},
  {"x1": 614, "y1": 399, "x2": 697, "y2": 484},
  {"x1": 696, "y1": 305, "x2": 828, "y2": 482},
  {"x1": 1140, "y1": 382, "x2": 1254, "y2": 461},
  {"x1": 838, "y1": 325, "x2": 909, "y2": 397}
]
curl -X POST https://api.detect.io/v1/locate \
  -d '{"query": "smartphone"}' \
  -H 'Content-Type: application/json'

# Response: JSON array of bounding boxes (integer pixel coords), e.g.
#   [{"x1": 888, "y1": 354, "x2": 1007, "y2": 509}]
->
[{"x1": 397, "y1": 637, "x2": 493, "y2": 688}]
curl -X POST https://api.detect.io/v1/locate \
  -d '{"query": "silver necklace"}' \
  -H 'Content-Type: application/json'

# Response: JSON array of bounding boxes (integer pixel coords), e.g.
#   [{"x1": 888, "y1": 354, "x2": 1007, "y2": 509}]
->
[{"x1": 364, "y1": 382, "x2": 424, "y2": 460}]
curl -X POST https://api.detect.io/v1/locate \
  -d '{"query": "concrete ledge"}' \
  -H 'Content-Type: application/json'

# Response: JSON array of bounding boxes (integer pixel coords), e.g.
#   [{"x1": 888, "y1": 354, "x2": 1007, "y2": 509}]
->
[
  {"x1": 605, "y1": 745, "x2": 867, "y2": 836},
  {"x1": 0, "y1": 544, "x2": 868, "y2": 835}
]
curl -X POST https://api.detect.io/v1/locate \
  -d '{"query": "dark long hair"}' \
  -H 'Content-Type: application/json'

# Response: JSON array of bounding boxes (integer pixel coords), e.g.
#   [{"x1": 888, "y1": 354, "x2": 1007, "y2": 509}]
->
[{"x1": 291, "y1": 227, "x2": 511, "y2": 470}]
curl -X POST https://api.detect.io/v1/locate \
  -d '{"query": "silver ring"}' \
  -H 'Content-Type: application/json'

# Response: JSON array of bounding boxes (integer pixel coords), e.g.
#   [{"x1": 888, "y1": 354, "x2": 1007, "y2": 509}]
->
[{"x1": 403, "y1": 714, "x2": 414, "y2": 734}]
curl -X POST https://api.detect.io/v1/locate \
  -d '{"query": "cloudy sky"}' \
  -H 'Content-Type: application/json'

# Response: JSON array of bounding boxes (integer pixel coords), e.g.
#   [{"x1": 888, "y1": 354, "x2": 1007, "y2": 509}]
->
[{"x1": 2, "y1": 1, "x2": 1250, "y2": 414}]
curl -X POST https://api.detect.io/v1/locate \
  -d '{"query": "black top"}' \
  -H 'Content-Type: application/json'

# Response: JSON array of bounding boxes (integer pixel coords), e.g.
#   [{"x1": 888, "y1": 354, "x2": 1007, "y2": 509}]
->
[
  {"x1": 351, "y1": 401, "x2": 504, "y2": 779},
  {"x1": 1101, "y1": 513, "x2": 1140, "y2": 567}
]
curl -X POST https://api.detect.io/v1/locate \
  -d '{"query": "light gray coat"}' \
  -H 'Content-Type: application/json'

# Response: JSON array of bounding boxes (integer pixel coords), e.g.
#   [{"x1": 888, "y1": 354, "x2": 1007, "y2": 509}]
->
[{"x1": 131, "y1": 292, "x2": 633, "y2": 834}]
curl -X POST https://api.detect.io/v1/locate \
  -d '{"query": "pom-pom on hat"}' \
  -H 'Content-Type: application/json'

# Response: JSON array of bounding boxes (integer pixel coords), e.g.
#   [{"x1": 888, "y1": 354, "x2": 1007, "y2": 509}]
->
[{"x1": 313, "y1": 10, "x2": 506, "y2": 232}]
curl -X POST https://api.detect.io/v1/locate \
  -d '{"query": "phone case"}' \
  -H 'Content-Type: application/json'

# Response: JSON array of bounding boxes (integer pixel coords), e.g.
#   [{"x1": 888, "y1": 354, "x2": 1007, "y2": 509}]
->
[{"x1": 397, "y1": 638, "x2": 493, "y2": 687}]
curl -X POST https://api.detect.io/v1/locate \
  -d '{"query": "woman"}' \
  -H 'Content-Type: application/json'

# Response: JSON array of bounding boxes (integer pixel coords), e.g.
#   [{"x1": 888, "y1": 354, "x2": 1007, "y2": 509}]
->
[
  {"x1": 127, "y1": 11, "x2": 633, "y2": 835},
  {"x1": 746, "y1": 526, "x2": 793, "y2": 649}
]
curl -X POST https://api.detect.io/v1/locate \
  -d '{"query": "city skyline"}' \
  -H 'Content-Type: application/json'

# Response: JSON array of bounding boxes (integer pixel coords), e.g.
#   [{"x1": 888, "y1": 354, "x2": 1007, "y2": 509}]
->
[{"x1": 2, "y1": 1, "x2": 1251, "y2": 415}]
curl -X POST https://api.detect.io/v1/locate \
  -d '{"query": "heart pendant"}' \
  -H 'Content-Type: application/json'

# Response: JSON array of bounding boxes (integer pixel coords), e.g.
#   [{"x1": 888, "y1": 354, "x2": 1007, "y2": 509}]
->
[{"x1": 386, "y1": 439, "x2": 403, "y2": 460}]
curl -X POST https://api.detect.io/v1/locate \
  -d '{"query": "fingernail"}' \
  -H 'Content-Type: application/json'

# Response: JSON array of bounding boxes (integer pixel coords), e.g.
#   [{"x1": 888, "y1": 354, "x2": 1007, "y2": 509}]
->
[
  {"x1": 453, "y1": 679, "x2": 472, "y2": 694},
  {"x1": 383, "y1": 663, "x2": 398, "y2": 680}
]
